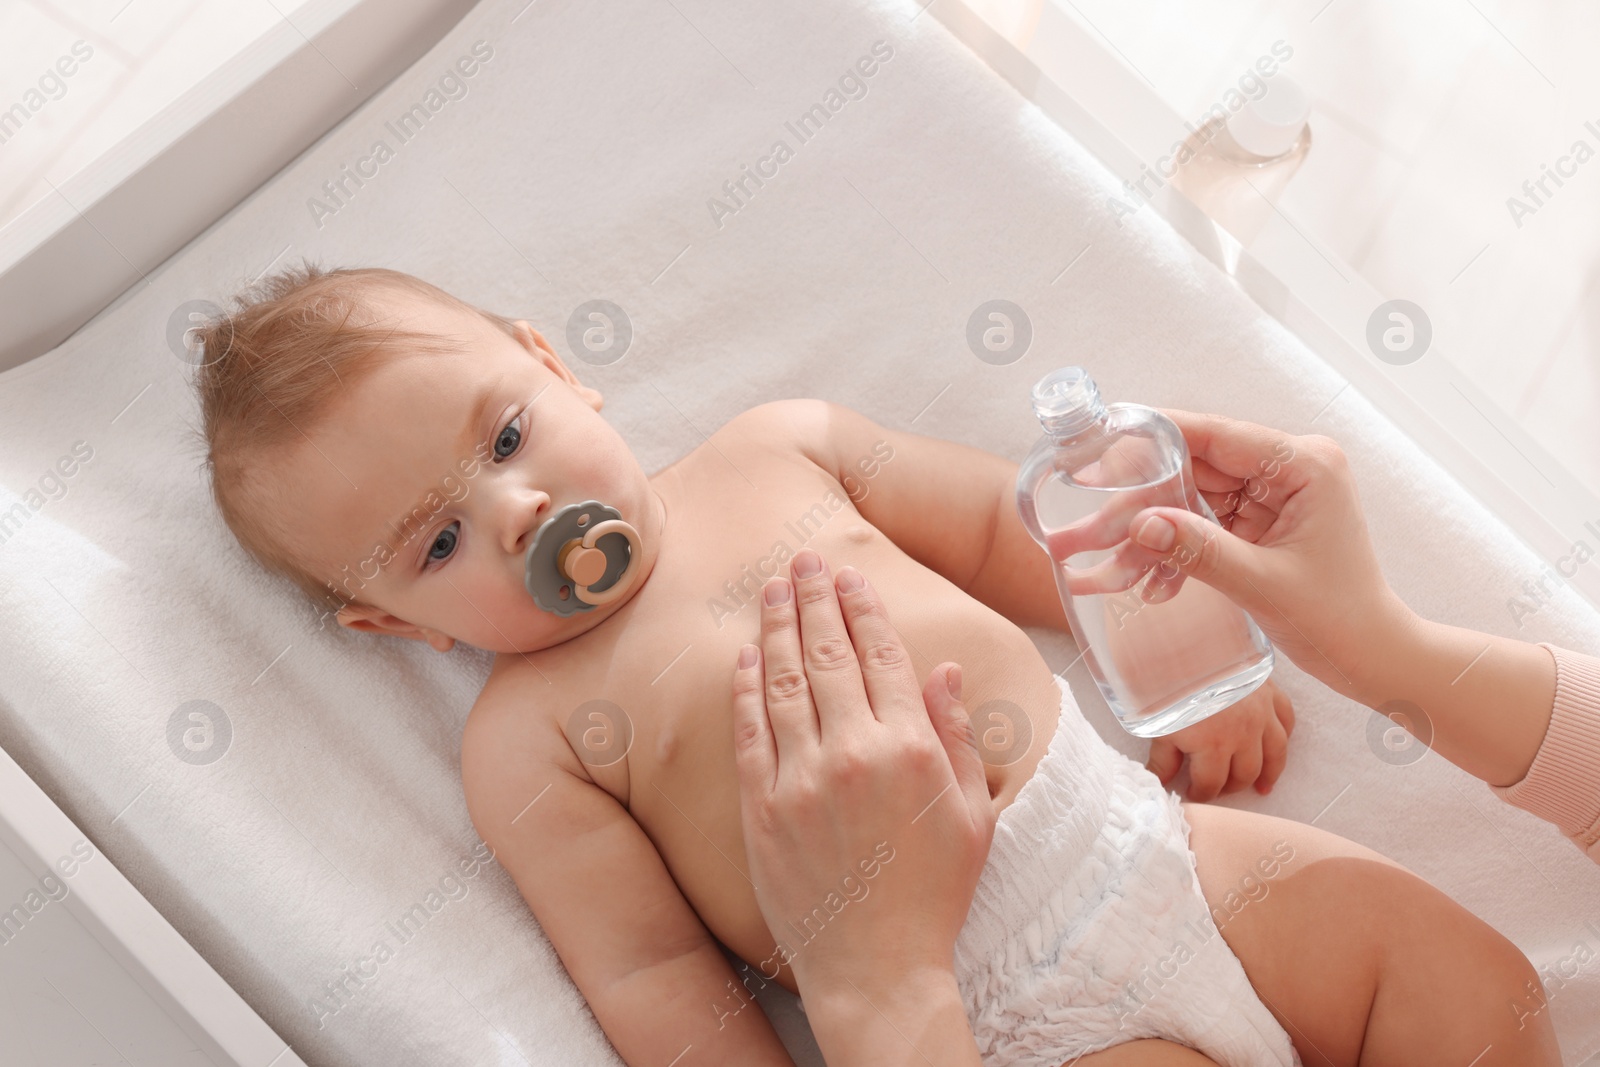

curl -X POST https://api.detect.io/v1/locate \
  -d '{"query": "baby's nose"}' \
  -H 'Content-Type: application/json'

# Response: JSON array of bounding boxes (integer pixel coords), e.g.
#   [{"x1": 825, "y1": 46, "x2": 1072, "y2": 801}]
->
[{"x1": 505, "y1": 490, "x2": 551, "y2": 556}]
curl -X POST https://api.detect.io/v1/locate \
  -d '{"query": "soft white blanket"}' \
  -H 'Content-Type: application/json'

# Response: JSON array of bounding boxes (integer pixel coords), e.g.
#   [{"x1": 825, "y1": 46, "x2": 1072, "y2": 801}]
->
[{"x1": 1, "y1": 0, "x2": 1596, "y2": 1063}]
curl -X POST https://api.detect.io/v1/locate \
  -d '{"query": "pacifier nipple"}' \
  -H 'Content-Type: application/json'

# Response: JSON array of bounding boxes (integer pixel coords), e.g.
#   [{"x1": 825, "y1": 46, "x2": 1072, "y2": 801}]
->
[{"x1": 524, "y1": 500, "x2": 643, "y2": 617}]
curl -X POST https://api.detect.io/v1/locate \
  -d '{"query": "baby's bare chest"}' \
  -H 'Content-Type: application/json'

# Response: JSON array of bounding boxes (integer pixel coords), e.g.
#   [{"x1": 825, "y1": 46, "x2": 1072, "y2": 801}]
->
[{"x1": 558, "y1": 444, "x2": 960, "y2": 808}]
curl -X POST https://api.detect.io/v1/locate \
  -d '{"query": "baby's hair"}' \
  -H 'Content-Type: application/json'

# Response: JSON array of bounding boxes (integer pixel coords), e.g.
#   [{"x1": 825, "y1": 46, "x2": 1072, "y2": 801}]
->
[{"x1": 189, "y1": 261, "x2": 520, "y2": 616}]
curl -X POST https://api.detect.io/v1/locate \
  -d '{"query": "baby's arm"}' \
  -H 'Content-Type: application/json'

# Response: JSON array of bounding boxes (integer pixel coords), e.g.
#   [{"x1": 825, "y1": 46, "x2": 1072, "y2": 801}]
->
[
  {"x1": 461, "y1": 705, "x2": 795, "y2": 1067},
  {"x1": 743, "y1": 399, "x2": 1068, "y2": 630}
]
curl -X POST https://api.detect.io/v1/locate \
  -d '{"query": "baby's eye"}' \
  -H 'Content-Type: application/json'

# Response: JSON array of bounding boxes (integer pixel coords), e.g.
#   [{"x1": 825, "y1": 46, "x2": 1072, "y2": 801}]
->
[
  {"x1": 493, "y1": 417, "x2": 522, "y2": 460},
  {"x1": 428, "y1": 522, "x2": 460, "y2": 564}
]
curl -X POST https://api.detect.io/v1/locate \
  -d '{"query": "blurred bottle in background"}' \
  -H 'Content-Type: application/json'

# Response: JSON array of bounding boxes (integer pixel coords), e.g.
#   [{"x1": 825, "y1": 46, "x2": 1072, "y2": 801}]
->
[{"x1": 1171, "y1": 74, "x2": 1313, "y2": 248}]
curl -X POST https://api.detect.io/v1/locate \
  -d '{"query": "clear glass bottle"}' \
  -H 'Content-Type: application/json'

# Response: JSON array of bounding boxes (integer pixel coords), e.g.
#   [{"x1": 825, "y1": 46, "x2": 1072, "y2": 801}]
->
[{"x1": 1015, "y1": 367, "x2": 1274, "y2": 737}]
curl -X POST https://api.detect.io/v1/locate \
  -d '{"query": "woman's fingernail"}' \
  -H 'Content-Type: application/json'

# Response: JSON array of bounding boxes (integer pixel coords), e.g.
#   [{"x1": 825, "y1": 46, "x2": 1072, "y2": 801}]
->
[
  {"x1": 946, "y1": 664, "x2": 963, "y2": 699},
  {"x1": 765, "y1": 578, "x2": 791, "y2": 606},
  {"x1": 836, "y1": 566, "x2": 864, "y2": 593},
  {"x1": 793, "y1": 549, "x2": 822, "y2": 579},
  {"x1": 1134, "y1": 515, "x2": 1176, "y2": 552},
  {"x1": 738, "y1": 644, "x2": 757, "y2": 669}
]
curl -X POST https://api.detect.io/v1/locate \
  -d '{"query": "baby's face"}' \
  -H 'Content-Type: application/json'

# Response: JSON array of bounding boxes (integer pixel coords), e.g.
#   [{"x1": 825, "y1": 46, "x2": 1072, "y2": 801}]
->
[{"x1": 278, "y1": 294, "x2": 661, "y2": 653}]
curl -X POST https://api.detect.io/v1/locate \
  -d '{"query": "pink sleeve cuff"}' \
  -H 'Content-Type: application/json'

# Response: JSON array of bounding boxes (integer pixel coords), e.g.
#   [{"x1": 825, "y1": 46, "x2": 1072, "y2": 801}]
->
[{"x1": 1491, "y1": 643, "x2": 1600, "y2": 864}]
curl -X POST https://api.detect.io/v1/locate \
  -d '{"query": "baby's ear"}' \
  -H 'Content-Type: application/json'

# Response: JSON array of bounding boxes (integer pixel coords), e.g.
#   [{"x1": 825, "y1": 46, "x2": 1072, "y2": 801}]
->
[
  {"x1": 336, "y1": 603, "x2": 456, "y2": 651},
  {"x1": 510, "y1": 319, "x2": 551, "y2": 356},
  {"x1": 512, "y1": 319, "x2": 604, "y2": 413}
]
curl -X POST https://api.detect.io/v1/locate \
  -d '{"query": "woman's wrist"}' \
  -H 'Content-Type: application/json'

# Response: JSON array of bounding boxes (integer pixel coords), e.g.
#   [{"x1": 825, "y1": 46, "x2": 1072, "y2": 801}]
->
[
  {"x1": 1341, "y1": 588, "x2": 1427, "y2": 709},
  {"x1": 1352, "y1": 606, "x2": 1556, "y2": 786},
  {"x1": 802, "y1": 964, "x2": 982, "y2": 1067}
]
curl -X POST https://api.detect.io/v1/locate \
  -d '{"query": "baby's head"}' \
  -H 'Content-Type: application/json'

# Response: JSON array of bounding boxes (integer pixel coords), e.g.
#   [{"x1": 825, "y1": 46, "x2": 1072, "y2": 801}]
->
[{"x1": 193, "y1": 263, "x2": 660, "y2": 654}]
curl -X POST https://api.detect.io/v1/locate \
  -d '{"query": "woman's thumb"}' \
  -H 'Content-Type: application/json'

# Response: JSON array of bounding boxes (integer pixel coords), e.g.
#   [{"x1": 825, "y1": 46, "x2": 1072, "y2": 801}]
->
[
  {"x1": 922, "y1": 664, "x2": 994, "y2": 827},
  {"x1": 1131, "y1": 507, "x2": 1259, "y2": 603}
]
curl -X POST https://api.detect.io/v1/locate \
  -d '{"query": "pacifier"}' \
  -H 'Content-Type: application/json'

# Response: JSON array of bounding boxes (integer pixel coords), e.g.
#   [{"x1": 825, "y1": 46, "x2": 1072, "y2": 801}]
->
[{"x1": 523, "y1": 500, "x2": 643, "y2": 617}]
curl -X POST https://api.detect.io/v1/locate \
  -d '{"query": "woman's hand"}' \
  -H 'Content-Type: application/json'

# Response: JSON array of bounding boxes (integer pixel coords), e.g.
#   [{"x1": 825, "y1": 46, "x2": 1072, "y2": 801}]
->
[
  {"x1": 729, "y1": 547, "x2": 1227, "y2": 1067},
  {"x1": 730, "y1": 547, "x2": 995, "y2": 1066},
  {"x1": 1124, "y1": 410, "x2": 1417, "y2": 704},
  {"x1": 1119, "y1": 409, "x2": 1579, "y2": 835},
  {"x1": 730, "y1": 548, "x2": 994, "y2": 1003}
]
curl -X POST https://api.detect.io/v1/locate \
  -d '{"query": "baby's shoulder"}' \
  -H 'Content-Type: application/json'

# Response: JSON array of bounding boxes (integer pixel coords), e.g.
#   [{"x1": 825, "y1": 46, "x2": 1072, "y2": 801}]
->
[
  {"x1": 657, "y1": 401, "x2": 834, "y2": 494},
  {"x1": 458, "y1": 663, "x2": 641, "y2": 854},
  {"x1": 708, "y1": 398, "x2": 842, "y2": 469},
  {"x1": 461, "y1": 659, "x2": 576, "y2": 786}
]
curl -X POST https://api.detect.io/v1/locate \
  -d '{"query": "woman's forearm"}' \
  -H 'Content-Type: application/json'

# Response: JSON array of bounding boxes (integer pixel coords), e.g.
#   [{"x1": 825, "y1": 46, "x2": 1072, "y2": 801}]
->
[
  {"x1": 1356, "y1": 611, "x2": 1556, "y2": 787},
  {"x1": 802, "y1": 967, "x2": 983, "y2": 1067}
]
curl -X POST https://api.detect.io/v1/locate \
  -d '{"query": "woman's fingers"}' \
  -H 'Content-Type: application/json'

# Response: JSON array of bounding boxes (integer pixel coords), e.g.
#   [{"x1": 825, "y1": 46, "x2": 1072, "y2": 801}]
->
[
  {"x1": 1199, "y1": 489, "x2": 1240, "y2": 520},
  {"x1": 786, "y1": 549, "x2": 875, "y2": 741},
  {"x1": 755, "y1": 572, "x2": 819, "y2": 763},
  {"x1": 1226, "y1": 496, "x2": 1280, "y2": 544},
  {"x1": 1060, "y1": 540, "x2": 1166, "y2": 596},
  {"x1": 1045, "y1": 476, "x2": 1189, "y2": 561},
  {"x1": 730, "y1": 643, "x2": 779, "y2": 810},
  {"x1": 1159, "y1": 409, "x2": 1308, "y2": 490},
  {"x1": 1191, "y1": 455, "x2": 1248, "y2": 494},
  {"x1": 1137, "y1": 539, "x2": 1195, "y2": 604},
  {"x1": 833, "y1": 564, "x2": 932, "y2": 734},
  {"x1": 921, "y1": 663, "x2": 994, "y2": 842},
  {"x1": 1044, "y1": 510, "x2": 1126, "y2": 560}
]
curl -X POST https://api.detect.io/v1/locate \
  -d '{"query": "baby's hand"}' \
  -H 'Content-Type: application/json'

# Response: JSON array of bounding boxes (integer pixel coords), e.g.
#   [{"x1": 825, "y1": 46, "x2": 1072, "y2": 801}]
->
[{"x1": 1145, "y1": 680, "x2": 1294, "y2": 801}]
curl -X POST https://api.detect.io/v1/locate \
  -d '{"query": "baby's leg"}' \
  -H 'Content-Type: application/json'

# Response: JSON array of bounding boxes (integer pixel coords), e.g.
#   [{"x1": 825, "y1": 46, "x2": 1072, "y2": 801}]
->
[
  {"x1": 1074, "y1": 1040, "x2": 1218, "y2": 1066},
  {"x1": 1182, "y1": 803, "x2": 1560, "y2": 1067}
]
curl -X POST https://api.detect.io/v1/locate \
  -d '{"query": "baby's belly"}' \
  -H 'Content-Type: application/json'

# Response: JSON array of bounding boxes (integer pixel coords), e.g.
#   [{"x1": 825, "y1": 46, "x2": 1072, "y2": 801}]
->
[{"x1": 615, "y1": 529, "x2": 1066, "y2": 995}]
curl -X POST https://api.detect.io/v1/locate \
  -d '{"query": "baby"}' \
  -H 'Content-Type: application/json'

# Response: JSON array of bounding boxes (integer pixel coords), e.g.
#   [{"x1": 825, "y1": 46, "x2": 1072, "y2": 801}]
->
[{"x1": 193, "y1": 264, "x2": 1558, "y2": 1067}]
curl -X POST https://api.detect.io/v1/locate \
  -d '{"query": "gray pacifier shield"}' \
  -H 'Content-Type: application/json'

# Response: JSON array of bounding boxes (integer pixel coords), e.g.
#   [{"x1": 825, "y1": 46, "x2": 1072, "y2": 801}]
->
[{"x1": 524, "y1": 500, "x2": 632, "y2": 617}]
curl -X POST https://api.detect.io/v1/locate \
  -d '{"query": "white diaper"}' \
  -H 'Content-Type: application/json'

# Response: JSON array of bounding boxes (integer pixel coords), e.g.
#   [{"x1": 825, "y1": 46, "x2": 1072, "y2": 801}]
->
[{"x1": 952, "y1": 676, "x2": 1301, "y2": 1067}]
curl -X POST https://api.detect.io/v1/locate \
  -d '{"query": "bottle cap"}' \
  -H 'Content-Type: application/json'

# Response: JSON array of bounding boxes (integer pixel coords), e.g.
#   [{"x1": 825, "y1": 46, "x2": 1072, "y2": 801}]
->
[
  {"x1": 1031, "y1": 367, "x2": 1097, "y2": 419},
  {"x1": 1225, "y1": 75, "x2": 1311, "y2": 160},
  {"x1": 1031, "y1": 367, "x2": 1107, "y2": 437}
]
